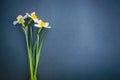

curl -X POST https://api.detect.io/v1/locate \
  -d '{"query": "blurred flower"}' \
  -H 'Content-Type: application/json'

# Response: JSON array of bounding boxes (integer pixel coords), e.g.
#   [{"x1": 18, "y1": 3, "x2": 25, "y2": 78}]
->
[
  {"x1": 26, "y1": 12, "x2": 39, "y2": 23},
  {"x1": 34, "y1": 20, "x2": 51, "y2": 28},
  {"x1": 13, "y1": 15, "x2": 27, "y2": 25},
  {"x1": 13, "y1": 12, "x2": 51, "y2": 80}
]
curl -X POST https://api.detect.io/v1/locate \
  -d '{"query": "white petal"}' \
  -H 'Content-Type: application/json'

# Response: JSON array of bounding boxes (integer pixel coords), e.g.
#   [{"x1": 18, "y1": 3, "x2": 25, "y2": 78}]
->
[
  {"x1": 34, "y1": 24, "x2": 41, "y2": 28},
  {"x1": 38, "y1": 20, "x2": 42, "y2": 23},
  {"x1": 26, "y1": 13, "x2": 31, "y2": 17},
  {"x1": 44, "y1": 22, "x2": 49, "y2": 27},
  {"x1": 23, "y1": 14, "x2": 28, "y2": 19},
  {"x1": 13, "y1": 21, "x2": 18, "y2": 25},
  {"x1": 34, "y1": 19, "x2": 39, "y2": 23},
  {"x1": 34, "y1": 19, "x2": 42, "y2": 24},
  {"x1": 31, "y1": 12, "x2": 35, "y2": 15},
  {"x1": 17, "y1": 15, "x2": 23, "y2": 19},
  {"x1": 45, "y1": 26, "x2": 51, "y2": 28}
]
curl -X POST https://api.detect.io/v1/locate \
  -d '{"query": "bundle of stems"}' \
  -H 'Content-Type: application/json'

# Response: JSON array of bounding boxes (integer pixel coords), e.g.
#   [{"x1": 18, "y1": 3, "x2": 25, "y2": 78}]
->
[
  {"x1": 23, "y1": 20, "x2": 47, "y2": 80},
  {"x1": 13, "y1": 12, "x2": 51, "y2": 80}
]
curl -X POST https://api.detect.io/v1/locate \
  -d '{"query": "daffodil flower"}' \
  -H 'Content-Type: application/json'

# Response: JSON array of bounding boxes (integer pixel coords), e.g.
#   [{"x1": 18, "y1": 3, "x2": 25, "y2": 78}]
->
[
  {"x1": 26, "y1": 12, "x2": 39, "y2": 23},
  {"x1": 13, "y1": 12, "x2": 51, "y2": 80},
  {"x1": 13, "y1": 15, "x2": 27, "y2": 25},
  {"x1": 34, "y1": 20, "x2": 51, "y2": 28}
]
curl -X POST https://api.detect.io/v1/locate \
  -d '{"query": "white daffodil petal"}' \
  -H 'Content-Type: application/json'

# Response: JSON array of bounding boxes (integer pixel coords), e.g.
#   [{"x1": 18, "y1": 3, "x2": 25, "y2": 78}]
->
[
  {"x1": 13, "y1": 21, "x2": 18, "y2": 25},
  {"x1": 34, "y1": 19, "x2": 39, "y2": 23},
  {"x1": 34, "y1": 24, "x2": 41, "y2": 28},
  {"x1": 31, "y1": 12, "x2": 35, "y2": 15},
  {"x1": 26, "y1": 13, "x2": 31, "y2": 17},
  {"x1": 45, "y1": 26, "x2": 51, "y2": 28},
  {"x1": 39, "y1": 20, "x2": 42, "y2": 22},
  {"x1": 44, "y1": 22, "x2": 49, "y2": 27},
  {"x1": 23, "y1": 14, "x2": 28, "y2": 19},
  {"x1": 17, "y1": 15, "x2": 22, "y2": 19}
]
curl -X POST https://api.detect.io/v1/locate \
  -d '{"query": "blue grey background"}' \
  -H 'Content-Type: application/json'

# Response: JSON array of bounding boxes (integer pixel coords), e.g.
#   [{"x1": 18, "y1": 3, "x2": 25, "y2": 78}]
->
[{"x1": 0, "y1": 0, "x2": 120, "y2": 80}]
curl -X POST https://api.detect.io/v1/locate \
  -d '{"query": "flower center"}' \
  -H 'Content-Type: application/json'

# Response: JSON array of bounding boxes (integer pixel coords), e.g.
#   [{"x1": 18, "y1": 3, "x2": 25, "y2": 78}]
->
[
  {"x1": 20, "y1": 18, "x2": 23, "y2": 22},
  {"x1": 31, "y1": 14, "x2": 37, "y2": 20},
  {"x1": 17, "y1": 17, "x2": 24, "y2": 23},
  {"x1": 40, "y1": 21, "x2": 46, "y2": 27}
]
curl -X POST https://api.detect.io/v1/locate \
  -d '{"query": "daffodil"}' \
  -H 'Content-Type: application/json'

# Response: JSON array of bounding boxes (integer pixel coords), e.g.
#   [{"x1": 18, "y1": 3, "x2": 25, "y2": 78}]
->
[
  {"x1": 13, "y1": 15, "x2": 27, "y2": 25},
  {"x1": 26, "y1": 12, "x2": 39, "y2": 23},
  {"x1": 34, "y1": 20, "x2": 51, "y2": 28},
  {"x1": 13, "y1": 12, "x2": 51, "y2": 80}
]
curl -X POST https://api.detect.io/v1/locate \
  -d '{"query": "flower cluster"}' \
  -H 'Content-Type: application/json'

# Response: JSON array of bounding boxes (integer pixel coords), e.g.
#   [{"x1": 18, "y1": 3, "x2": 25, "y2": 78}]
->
[
  {"x1": 13, "y1": 12, "x2": 51, "y2": 80},
  {"x1": 13, "y1": 12, "x2": 51, "y2": 28}
]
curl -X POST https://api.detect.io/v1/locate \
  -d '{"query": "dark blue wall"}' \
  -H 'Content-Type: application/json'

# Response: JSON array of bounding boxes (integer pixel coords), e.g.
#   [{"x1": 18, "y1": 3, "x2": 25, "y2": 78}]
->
[{"x1": 1, "y1": 0, "x2": 120, "y2": 80}]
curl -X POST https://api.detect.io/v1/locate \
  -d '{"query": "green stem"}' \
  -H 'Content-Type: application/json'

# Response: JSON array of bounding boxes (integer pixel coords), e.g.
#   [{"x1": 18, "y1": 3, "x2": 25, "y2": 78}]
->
[
  {"x1": 30, "y1": 27, "x2": 35, "y2": 69},
  {"x1": 36, "y1": 34, "x2": 39, "y2": 57},
  {"x1": 24, "y1": 31, "x2": 34, "y2": 80},
  {"x1": 27, "y1": 19, "x2": 33, "y2": 27},
  {"x1": 33, "y1": 28, "x2": 43, "y2": 63},
  {"x1": 21, "y1": 22, "x2": 34, "y2": 80},
  {"x1": 34, "y1": 34, "x2": 40, "y2": 75},
  {"x1": 33, "y1": 74, "x2": 37, "y2": 80},
  {"x1": 34, "y1": 31, "x2": 47, "y2": 75}
]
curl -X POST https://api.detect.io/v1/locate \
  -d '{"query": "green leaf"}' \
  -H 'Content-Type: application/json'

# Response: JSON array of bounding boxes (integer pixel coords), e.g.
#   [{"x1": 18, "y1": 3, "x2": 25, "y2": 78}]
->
[
  {"x1": 33, "y1": 27, "x2": 43, "y2": 64},
  {"x1": 27, "y1": 19, "x2": 33, "y2": 27},
  {"x1": 38, "y1": 27, "x2": 43, "y2": 34},
  {"x1": 30, "y1": 27, "x2": 33, "y2": 50},
  {"x1": 34, "y1": 31, "x2": 48, "y2": 74}
]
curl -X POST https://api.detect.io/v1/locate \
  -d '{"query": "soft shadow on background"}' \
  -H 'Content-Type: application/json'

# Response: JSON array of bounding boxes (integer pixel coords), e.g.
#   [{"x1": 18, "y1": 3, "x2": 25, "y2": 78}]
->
[{"x1": 0, "y1": 0, "x2": 120, "y2": 80}]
